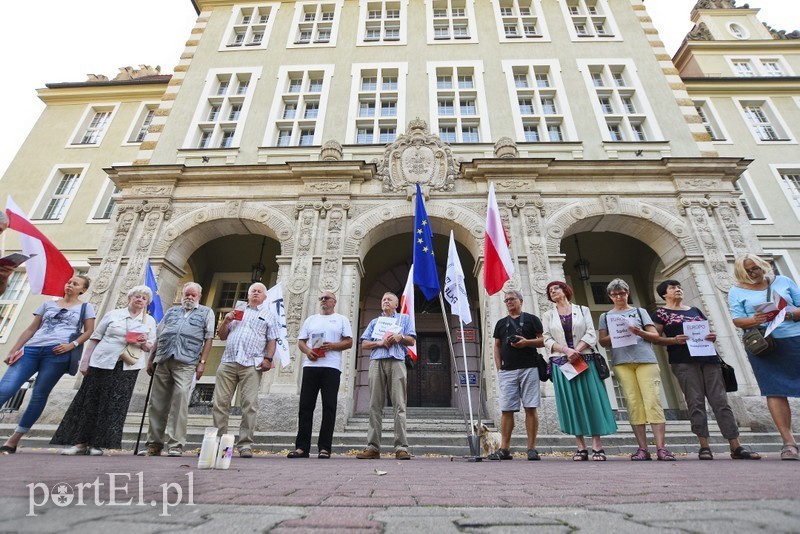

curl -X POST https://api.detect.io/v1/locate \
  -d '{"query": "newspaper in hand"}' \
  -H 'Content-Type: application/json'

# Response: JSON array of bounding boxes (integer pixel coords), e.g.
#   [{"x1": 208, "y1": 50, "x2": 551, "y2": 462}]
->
[{"x1": 309, "y1": 333, "x2": 326, "y2": 358}]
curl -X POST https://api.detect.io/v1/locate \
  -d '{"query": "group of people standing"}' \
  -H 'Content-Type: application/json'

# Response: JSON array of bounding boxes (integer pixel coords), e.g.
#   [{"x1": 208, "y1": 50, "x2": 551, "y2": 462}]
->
[
  {"x1": 0, "y1": 251, "x2": 797, "y2": 461},
  {"x1": 490, "y1": 253, "x2": 799, "y2": 462}
]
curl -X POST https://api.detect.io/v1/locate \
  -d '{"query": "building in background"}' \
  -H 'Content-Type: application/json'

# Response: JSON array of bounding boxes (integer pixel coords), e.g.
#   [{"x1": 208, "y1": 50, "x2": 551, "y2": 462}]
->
[{"x1": 1, "y1": 0, "x2": 794, "y2": 436}]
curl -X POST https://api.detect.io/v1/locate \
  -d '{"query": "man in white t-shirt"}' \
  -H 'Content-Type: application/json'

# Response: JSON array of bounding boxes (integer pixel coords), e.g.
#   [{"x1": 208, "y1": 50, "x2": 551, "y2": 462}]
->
[{"x1": 288, "y1": 291, "x2": 353, "y2": 459}]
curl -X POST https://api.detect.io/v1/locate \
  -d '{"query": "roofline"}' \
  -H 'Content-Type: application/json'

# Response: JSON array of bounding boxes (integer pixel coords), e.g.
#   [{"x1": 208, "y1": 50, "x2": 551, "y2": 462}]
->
[{"x1": 45, "y1": 76, "x2": 172, "y2": 90}]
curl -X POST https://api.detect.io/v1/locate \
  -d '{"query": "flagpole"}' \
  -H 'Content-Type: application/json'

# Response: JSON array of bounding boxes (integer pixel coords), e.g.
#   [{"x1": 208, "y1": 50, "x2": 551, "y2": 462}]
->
[{"x1": 454, "y1": 275, "x2": 475, "y2": 434}]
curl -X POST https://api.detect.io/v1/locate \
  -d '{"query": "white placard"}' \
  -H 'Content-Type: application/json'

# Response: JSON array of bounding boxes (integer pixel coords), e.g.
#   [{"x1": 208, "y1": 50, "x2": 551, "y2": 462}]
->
[
  {"x1": 607, "y1": 314, "x2": 638, "y2": 348},
  {"x1": 371, "y1": 316, "x2": 400, "y2": 340},
  {"x1": 683, "y1": 320, "x2": 716, "y2": 357}
]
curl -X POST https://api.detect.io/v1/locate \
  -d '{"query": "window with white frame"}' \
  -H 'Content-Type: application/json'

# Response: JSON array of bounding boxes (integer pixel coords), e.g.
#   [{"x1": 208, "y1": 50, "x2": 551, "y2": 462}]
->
[
  {"x1": 739, "y1": 100, "x2": 791, "y2": 142},
  {"x1": 358, "y1": 1, "x2": 405, "y2": 45},
  {"x1": 581, "y1": 61, "x2": 661, "y2": 142},
  {"x1": 505, "y1": 61, "x2": 575, "y2": 144},
  {"x1": 70, "y1": 105, "x2": 117, "y2": 146},
  {"x1": 221, "y1": 3, "x2": 279, "y2": 50},
  {"x1": 32, "y1": 166, "x2": 87, "y2": 221},
  {"x1": 694, "y1": 100, "x2": 726, "y2": 141},
  {"x1": 289, "y1": 1, "x2": 342, "y2": 48},
  {"x1": 728, "y1": 56, "x2": 792, "y2": 77},
  {"x1": 427, "y1": 0, "x2": 478, "y2": 44},
  {"x1": 732, "y1": 60, "x2": 755, "y2": 77},
  {"x1": 0, "y1": 271, "x2": 29, "y2": 341},
  {"x1": 185, "y1": 69, "x2": 260, "y2": 149},
  {"x1": 347, "y1": 64, "x2": 406, "y2": 144},
  {"x1": 429, "y1": 63, "x2": 489, "y2": 143},
  {"x1": 266, "y1": 66, "x2": 333, "y2": 147},
  {"x1": 493, "y1": 0, "x2": 548, "y2": 42},
  {"x1": 561, "y1": 0, "x2": 618, "y2": 40},
  {"x1": 778, "y1": 169, "x2": 800, "y2": 214},
  {"x1": 91, "y1": 180, "x2": 121, "y2": 221},
  {"x1": 734, "y1": 173, "x2": 768, "y2": 222},
  {"x1": 126, "y1": 104, "x2": 157, "y2": 144}
]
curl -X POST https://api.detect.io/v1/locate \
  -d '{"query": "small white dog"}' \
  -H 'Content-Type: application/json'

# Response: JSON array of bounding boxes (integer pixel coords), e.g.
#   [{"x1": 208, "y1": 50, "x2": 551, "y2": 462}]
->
[{"x1": 474, "y1": 423, "x2": 501, "y2": 457}]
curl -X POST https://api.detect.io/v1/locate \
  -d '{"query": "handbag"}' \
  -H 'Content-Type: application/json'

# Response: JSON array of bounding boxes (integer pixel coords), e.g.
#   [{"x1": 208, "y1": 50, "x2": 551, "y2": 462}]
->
[
  {"x1": 592, "y1": 353, "x2": 611, "y2": 380},
  {"x1": 536, "y1": 353, "x2": 550, "y2": 382},
  {"x1": 67, "y1": 303, "x2": 88, "y2": 376},
  {"x1": 719, "y1": 358, "x2": 738, "y2": 393},
  {"x1": 741, "y1": 279, "x2": 776, "y2": 356}
]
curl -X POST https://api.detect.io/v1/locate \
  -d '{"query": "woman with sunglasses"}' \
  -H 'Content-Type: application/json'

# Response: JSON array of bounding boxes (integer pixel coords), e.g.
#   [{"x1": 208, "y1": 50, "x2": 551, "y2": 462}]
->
[
  {"x1": 0, "y1": 275, "x2": 95, "y2": 454},
  {"x1": 728, "y1": 253, "x2": 800, "y2": 460},
  {"x1": 598, "y1": 278, "x2": 675, "y2": 461},
  {"x1": 51, "y1": 285, "x2": 156, "y2": 456}
]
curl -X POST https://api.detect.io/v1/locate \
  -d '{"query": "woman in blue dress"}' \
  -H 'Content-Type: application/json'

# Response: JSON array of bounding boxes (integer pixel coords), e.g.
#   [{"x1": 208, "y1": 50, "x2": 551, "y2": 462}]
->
[{"x1": 728, "y1": 253, "x2": 800, "y2": 460}]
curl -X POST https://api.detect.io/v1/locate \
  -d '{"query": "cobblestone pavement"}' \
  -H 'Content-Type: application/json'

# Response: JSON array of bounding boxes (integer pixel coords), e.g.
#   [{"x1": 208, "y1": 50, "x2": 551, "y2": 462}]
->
[{"x1": 1, "y1": 449, "x2": 798, "y2": 533}]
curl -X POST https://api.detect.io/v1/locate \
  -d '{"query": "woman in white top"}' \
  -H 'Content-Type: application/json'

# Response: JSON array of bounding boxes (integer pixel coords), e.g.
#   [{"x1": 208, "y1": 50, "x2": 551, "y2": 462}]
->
[{"x1": 52, "y1": 285, "x2": 156, "y2": 455}]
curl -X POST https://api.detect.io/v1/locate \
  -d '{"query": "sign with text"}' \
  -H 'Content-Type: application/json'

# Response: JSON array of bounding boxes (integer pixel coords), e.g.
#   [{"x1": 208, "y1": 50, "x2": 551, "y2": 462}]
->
[
  {"x1": 606, "y1": 314, "x2": 637, "y2": 348},
  {"x1": 683, "y1": 320, "x2": 716, "y2": 357},
  {"x1": 458, "y1": 373, "x2": 478, "y2": 385}
]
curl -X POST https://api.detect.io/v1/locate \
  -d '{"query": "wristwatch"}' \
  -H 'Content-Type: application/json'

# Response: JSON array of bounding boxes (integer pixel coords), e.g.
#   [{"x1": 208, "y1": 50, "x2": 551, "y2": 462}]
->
[
  {"x1": 72, "y1": 341, "x2": 80, "y2": 348},
  {"x1": 264, "y1": 357, "x2": 274, "y2": 362},
  {"x1": 199, "y1": 360, "x2": 206, "y2": 364}
]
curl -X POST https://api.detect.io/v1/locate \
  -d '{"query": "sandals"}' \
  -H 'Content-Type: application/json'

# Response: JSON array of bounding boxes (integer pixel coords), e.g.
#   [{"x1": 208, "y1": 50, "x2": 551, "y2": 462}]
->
[
  {"x1": 730, "y1": 446, "x2": 761, "y2": 460},
  {"x1": 698, "y1": 447, "x2": 714, "y2": 460},
  {"x1": 573, "y1": 449, "x2": 589, "y2": 461},
  {"x1": 591, "y1": 449, "x2": 606, "y2": 462},
  {"x1": 287, "y1": 449, "x2": 309, "y2": 458},
  {"x1": 656, "y1": 447, "x2": 676, "y2": 461},
  {"x1": 526, "y1": 448, "x2": 540, "y2": 461},
  {"x1": 318, "y1": 450, "x2": 331, "y2": 459},
  {"x1": 780, "y1": 443, "x2": 799, "y2": 461},
  {"x1": 488, "y1": 448, "x2": 513, "y2": 460},
  {"x1": 631, "y1": 448, "x2": 651, "y2": 461},
  {"x1": 0, "y1": 445, "x2": 17, "y2": 455}
]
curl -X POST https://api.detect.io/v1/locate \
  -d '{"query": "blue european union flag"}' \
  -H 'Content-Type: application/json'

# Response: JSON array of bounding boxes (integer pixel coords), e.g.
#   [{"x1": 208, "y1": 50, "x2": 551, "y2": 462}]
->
[
  {"x1": 412, "y1": 183, "x2": 441, "y2": 300},
  {"x1": 145, "y1": 261, "x2": 165, "y2": 323}
]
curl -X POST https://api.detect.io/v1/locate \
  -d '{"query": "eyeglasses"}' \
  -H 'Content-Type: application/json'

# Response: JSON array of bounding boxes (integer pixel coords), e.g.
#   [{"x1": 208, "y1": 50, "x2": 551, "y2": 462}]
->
[
  {"x1": 503, "y1": 297, "x2": 519, "y2": 303},
  {"x1": 608, "y1": 292, "x2": 628, "y2": 298},
  {"x1": 745, "y1": 266, "x2": 762, "y2": 274},
  {"x1": 319, "y1": 296, "x2": 335, "y2": 301}
]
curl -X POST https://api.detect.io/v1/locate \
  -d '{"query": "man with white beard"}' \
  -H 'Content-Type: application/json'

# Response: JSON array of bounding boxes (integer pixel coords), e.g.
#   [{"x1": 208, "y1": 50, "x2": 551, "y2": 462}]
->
[{"x1": 144, "y1": 282, "x2": 216, "y2": 457}]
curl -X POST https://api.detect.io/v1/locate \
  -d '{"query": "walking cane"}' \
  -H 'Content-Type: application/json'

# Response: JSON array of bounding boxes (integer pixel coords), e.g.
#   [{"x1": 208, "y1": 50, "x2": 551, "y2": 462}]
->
[{"x1": 134, "y1": 362, "x2": 156, "y2": 455}]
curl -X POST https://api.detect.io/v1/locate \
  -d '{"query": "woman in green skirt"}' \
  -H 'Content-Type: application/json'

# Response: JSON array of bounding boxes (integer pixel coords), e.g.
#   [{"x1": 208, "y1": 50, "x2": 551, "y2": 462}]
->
[{"x1": 542, "y1": 281, "x2": 617, "y2": 461}]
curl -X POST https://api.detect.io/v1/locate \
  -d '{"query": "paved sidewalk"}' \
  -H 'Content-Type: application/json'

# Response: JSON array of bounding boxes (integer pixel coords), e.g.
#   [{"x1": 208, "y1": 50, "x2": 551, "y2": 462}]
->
[{"x1": 1, "y1": 449, "x2": 798, "y2": 533}]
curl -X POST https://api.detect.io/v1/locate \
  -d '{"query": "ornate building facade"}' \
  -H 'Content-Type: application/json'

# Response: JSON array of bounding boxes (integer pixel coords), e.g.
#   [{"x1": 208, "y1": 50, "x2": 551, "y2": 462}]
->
[{"x1": 1, "y1": 0, "x2": 796, "y2": 434}]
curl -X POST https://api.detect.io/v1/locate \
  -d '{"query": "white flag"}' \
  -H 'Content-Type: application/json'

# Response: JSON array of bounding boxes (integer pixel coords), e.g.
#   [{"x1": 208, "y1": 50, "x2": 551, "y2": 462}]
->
[
  {"x1": 400, "y1": 265, "x2": 417, "y2": 361},
  {"x1": 444, "y1": 230, "x2": 472, "y2": 325},
  {"x1": 266, "y1": 282, "x2": 291, "y2": 367}
]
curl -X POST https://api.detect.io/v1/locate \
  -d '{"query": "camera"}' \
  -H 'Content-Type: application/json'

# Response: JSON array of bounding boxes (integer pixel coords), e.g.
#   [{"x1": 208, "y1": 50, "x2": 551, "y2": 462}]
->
[{"x1": 506, "y1": 328, "x2": 522, "y2": 346}]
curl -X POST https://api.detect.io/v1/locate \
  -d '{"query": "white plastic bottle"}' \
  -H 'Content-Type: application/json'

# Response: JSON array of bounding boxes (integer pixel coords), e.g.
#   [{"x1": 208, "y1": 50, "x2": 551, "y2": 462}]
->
[
  {"x1": 197, "y1": 427, "x2": 219, "y2": 470},
  {"x1": 215, "y1": 434, "x2": 235, "y2": 469}
]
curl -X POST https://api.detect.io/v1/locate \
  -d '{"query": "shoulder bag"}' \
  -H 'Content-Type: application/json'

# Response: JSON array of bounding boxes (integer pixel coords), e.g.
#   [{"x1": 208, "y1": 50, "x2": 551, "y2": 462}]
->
[
  {"x1": 579, "y1": 306, "x2": 610, "y2": 380},
  {"x1": 741, "y1": 279, "x2": 776, "y2": 356},
  {"x1": 719, "y1": 358, "x2": 738, "y2": 392},
  {"x1": 67, "y1": 303, "x2": 88, "y2": 376}
]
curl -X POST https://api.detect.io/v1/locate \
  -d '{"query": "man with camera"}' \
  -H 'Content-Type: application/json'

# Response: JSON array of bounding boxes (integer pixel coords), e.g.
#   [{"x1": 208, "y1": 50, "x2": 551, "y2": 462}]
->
[{"x1": 491, "y1": 290, "x2": 545, "y2": 461}]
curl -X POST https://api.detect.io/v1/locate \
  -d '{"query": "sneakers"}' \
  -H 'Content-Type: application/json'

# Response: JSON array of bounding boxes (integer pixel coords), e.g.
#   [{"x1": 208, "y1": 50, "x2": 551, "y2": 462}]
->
[
  {"x1": 239, "y1": 448, "x2": 253, "y2": 458},
  {"x1": 167, "y1": 448, "x2": 183, "y2": 457},
  {"x1": 89, "y1": 447, "x2": 104, "y2": 456},
  {"x1": 145, "y1": 445, "x2": 162, "y2": 457},
  {"x1": 356, "y1": 448, "x2": 381, "y2": 459},
  {"x1": 488, "y1": 448, "x2": 513, "y2": 460},
  {"x1": 61, "y1": 445, "x2": 88, "y2": 456},
  {"x1": 395, "y1": 450, "x2": 411, "y2": 460}
]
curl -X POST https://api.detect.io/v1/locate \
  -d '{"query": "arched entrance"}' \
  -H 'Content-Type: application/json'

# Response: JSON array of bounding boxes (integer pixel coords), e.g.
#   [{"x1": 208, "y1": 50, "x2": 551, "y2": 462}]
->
[{"x1": 352, "y1": 221, "x2": 480, "y2": 414}]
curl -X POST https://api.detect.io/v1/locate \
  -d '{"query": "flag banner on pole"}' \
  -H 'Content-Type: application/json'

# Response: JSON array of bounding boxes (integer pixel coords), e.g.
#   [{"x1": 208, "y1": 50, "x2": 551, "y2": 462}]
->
[
  {"x1": 483, "y1": 182, "x2": 514, "y2": 295},
  {"x1": 412, "y1": 183, "x2": 441, "y2": 300},
  {"x1": 444, "y1": 230, "x2": 472, "y2": 325},
  {"x1": 5, "y1": 196, "x2": 73, "y2": 296},
  {"x1": 145, "y1": 261, "x2": 165, "y2": 323},
  {"x1": 266, "y1": 282, "x2": 291, "y2": 367},
  {"x1": 400, "y1": 265, "x2": 418, "y2": 361}
]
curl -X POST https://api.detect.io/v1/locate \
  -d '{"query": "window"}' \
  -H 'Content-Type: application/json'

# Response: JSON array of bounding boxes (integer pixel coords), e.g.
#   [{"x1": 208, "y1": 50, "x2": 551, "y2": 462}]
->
[
  {"x1": 728, "y1": 56, "x2": 791, "y2": 77},
  {"x1": 0, "y1": 272, "x2": 29, "y2": 341},
  {"x1": 71, "y1": 107, "x2": 116, "y2": 146},
  {"x1": 358, "y1": 1, "x2": 406, "y2": 45},
  {"x1": 266, "y1": 66, "x2": 333, "y2": 147},
  {"x1": 33, "y1": 167, "x2": 86, "y2": 221},
  {"x1": 740, "y1": 102, "x2": 789, "y2": 141},
  {"x1": 427, "y1": 0, "x2": 477, "y2": 44},
  {"x1": 694, "y1": 100, "x2": 725, "y2": 141},
  {"x1": 562, "y1": 0, "x2": 617, "y2": 40},
  {"x1": 439, "y1": 126, "x2": 456, "y2": 143},
  {"x1": 430, "y1": 63, "x2": 489, "y2": 143},
  {"x1": 381, "y1": 100, "x2": 397, "y2": 116},
  {"x1": 127, "y1": 104, "x2": 157, "y2": 144},
  {"x1": 728, "y1": 22, "x2": 748, "y2": 39},
  {"x1": 290, "y1": 2, "x2": 341, "y2": 47},
  {"x1": 734, "y1": 174, "x2": 768, "y2": 221},
  {"x1": 360, "y1": 100, "x2": 377, "y2": 117},
  {"x1": 356, "y1": 127, "x2": 374, "y2": 144},
  {"x1": 185, "y1": 69, "x2": 258, "y2": 149},
  {"x1": 733, "y1": 61, "x2": 755, "y2": 77},
  {"x1": 505, "y1": 61, "x2": 574, "y2": 144},
  {"x1": 222, "y1": 4, "x2": 278, "y2": 50},
  {"x1": 580, "y1": 61, "x2": 661, "y2": 143},
  {"x1": 379, "y1": 127, "x2": 396, "y2": 143},
  {"x1": 91, "y1": 180, "x2": 121, "y2": 221},
  {"x1": 762, "y1": 61, "x2": 783, "y2": 77},
  {"x1": 348, "y1": 64, "x2": 405, "y2": 144}
]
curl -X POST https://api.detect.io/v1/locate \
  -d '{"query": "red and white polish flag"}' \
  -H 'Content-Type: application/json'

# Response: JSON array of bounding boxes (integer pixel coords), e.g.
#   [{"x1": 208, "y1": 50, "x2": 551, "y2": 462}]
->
[
  {"x1": 5, "y1": 196, "x2": 74, "y2": 296},
  {"x1": 400, "y1": 265, "x2": 417, "y2": 361},
  {"x1": 483, "y1": 182, "x2": 515, "y2": 296}
]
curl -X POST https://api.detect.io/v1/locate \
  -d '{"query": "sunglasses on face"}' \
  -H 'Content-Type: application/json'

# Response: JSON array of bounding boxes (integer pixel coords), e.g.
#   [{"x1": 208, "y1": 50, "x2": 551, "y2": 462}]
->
[{"x1": 319, "y1": 296, "x2": 334, "y2": 301}]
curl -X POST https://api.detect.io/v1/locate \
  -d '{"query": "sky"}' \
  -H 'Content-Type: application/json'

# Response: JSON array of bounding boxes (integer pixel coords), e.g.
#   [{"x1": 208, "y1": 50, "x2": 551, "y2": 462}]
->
[{"x1": 0, "y1": 0, "x2": 798, "y2": 178}]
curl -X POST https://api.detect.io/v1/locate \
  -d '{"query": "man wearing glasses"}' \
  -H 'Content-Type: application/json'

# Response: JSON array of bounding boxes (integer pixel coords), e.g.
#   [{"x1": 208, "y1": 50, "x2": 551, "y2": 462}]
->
[
  {"x1": 491, "y1": 290, "x2": 545, "y2": 461},
  {"x1": 288, "y1": 292, "x2": 353, "y2": 459}
]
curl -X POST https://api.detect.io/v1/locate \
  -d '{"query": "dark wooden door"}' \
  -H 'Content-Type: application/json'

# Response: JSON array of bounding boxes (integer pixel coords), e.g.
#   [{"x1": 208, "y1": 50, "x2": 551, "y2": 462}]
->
[{"x1": 407, "y1": 334, "x2": 451, "y2": 407}]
